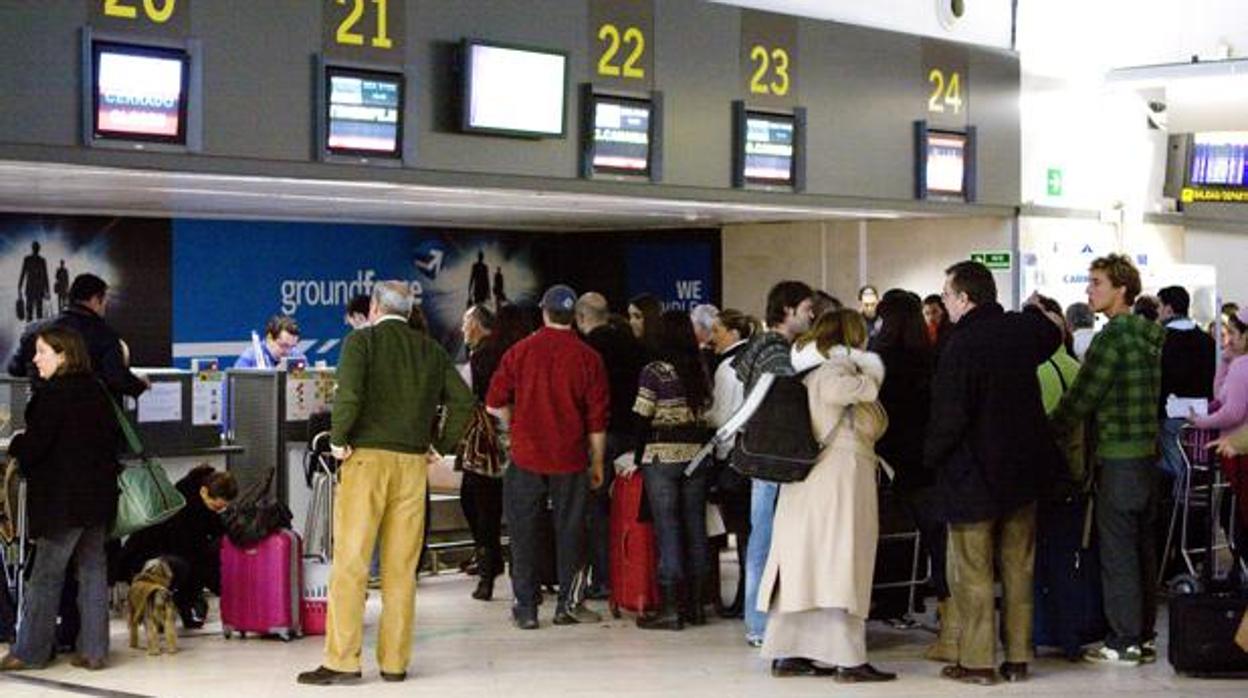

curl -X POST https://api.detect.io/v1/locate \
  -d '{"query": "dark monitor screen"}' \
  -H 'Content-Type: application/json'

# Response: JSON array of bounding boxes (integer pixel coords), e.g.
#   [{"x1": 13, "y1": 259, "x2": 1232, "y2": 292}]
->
[
  {"x1": 926, "y1": 130, "x2": 966, "y2": 195},
  {"x1": 92, "y1": 41, "x2": 189, "y2": 144},
  {"x1": 744, "y1": 112, "x2": 794, "y2": 185},
  {"x1": 1189, "y1": 132, "x2": 1248, "y2": 187},
  {"x1": 591, "y1": 95, "x2": 651, "y2": 175},
  {"x1": 326, "y1": 67, "x2": 403, "y2": 157},
  {"x1": 463, "y1": 41, "x2": 567, "y2": 137}
]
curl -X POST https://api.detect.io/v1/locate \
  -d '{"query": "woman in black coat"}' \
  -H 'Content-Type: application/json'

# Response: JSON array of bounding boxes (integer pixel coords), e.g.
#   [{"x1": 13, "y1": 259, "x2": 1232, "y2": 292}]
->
[
  {"x1": 1, "y1": 326, "x2": 120, "y2": 672},
  {"x1": 119, "y1": 465, "x2": 237, "y2": 628}
]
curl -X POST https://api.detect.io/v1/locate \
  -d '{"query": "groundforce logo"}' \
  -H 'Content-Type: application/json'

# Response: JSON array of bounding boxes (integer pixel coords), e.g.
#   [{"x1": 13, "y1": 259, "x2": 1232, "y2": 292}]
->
[{"x1": 279, "y1": 270, "x2": 423, "y2": 315}]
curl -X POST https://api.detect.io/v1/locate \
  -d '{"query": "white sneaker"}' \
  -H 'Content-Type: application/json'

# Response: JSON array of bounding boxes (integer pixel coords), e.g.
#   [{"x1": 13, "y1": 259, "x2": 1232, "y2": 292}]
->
[{"x1": 1083, "y1": 644, "x2": 1142, "y2": 666}]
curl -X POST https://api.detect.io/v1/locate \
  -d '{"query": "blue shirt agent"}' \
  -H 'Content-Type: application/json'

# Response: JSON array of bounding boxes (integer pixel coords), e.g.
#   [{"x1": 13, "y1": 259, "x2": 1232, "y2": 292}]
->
[{"x1": 234, "y1": 315, "x2": 304, "y2": 369}]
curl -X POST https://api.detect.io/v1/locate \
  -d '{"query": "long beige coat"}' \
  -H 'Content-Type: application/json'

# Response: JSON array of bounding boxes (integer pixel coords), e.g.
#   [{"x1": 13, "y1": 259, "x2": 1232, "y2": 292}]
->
[{"x1": 756, "y1": 346, "x2": 888, "y2": 619}]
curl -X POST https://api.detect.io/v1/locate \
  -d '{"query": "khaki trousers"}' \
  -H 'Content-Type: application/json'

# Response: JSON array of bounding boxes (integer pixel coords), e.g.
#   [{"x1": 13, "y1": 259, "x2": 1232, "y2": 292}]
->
[
  {"x1": 947, "y1": 502, "x2": 1036, "y2": 669},
  {"x1": 324, "y1": 448, "x2": 428, "y2": 674}
]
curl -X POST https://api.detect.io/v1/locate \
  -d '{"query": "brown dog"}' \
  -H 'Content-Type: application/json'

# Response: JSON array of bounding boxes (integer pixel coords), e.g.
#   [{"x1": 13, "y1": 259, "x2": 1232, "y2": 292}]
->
[{"x1": 128, "y1": 558, "x2": 178, "y2": 655}]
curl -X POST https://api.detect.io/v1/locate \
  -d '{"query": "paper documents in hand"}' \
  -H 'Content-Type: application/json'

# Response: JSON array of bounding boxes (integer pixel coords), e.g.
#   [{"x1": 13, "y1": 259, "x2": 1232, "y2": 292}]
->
[{"x1": 1165, "y1": 395, "x2": 1208, "y2": 419}]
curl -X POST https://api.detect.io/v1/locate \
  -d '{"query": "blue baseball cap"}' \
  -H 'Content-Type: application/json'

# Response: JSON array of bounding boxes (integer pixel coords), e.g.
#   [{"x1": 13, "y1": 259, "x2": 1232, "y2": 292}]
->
[{"x1": 540, "y1": 284, "x2": 577, "y2": 312}]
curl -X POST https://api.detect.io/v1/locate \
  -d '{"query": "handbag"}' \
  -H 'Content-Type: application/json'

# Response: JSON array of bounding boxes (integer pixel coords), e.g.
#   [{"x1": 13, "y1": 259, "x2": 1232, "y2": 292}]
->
[
  {"x1": 105, "y1": 391, "x2": 186, "y2": 539},
  {"x1": 454, "y1": 404, "x2": 504, "y2": 478},
  {"x1": 223, "y1": 467, "x2": 292, "y2": 548}
]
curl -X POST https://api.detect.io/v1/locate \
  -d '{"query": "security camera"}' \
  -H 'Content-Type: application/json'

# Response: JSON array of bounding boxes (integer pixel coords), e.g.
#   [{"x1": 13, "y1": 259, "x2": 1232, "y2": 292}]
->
[{"x1": 1148, "y1": 100, "x2": 1166, "y2": 114}]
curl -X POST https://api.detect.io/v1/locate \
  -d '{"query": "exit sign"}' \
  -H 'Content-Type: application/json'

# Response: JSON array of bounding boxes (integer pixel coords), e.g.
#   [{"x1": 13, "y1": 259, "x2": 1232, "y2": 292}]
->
[
  {"x1": 971, "y1": 251, "x2": 1012, "y2": 270},
  {"x1": 1047, "y1": 167, "x2": 1063, "y2": 196}
]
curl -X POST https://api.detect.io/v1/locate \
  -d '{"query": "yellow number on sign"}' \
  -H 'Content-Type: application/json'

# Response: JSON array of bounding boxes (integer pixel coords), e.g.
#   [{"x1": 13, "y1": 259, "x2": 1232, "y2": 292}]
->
[
  {"x1": 143, "y1": 0, "x2": 175, "y2": 23},
  {"x1": 597, "y1": 24, "x2": 646, "y2": 80},
  {"x1": 336, "y1": 0, "x2": 366, "y2": 46},
  {"x1": 749, "y1": 45, "x2": 770, "y2": 95},
  {"x1": 597, "y1": 24, "x2": 622, "y2": 77},
  {"x1": 928, "y1": 68, "x2": 964, "y2": 114},
  {"x1": 750, "y1": 45, "x2": 791, "y2": 96},
  {"x1": 103, "y1": 0, "x2": 138, "y2": 19},
  {"x1": 770, "y1": 48, "x2": 790, "y2": 96},
  {"x1": 622, "y1": 27, "x2": 645, "y2": 79},
  {"x1": 371, "y1": 0, "x2": 392, "y2": 49},
  {"x1": 945, "y1": 71, "x2": 962, "y2": 114},
  {"x1": 928, "y1": 69, "x2": 945, "y2": 113}
]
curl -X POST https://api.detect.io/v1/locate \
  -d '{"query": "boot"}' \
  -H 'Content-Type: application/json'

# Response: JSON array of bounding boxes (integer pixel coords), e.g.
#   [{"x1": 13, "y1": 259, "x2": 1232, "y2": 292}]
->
[
  {"x1": 925, "y1": 599, "x2": 961, "y2": 662},
  {"x1": 685, "y1": 577, "x2": 707, "y2": 626},
  {"x1": 472, "y1": 548, "x2": 498, "y2": 601},
  {"x1": 636, "y1": 584, "x2": 684, "y2": 631}
]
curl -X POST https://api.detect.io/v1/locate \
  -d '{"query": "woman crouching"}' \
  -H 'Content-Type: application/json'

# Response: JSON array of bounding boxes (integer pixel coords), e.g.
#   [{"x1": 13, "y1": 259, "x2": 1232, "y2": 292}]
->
[{"x1": 758, "y1": 309, "x2": 896, "y2": 682}]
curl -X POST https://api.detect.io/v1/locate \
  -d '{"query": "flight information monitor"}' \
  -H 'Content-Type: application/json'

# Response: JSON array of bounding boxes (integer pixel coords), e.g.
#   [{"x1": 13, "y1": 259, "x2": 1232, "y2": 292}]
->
[
  {"x1": 1189, "y1": 131, "x2": 1248, "y2": 187},
  {"x1": 92, "y1": 41, "x2": 189, "y2": 143},
  {"x1": 463, "y1": 41, "x2": 567, "y2": 137},
  {"x1": 591, "y1": 95, "x2": 651, "y2": 175},
  {"x1": 925, "y1": 130, "x2": 967, "y2": 195},
  {"x1": 743, "y1": 112, "x2": 795, "y2": 185},
  {"x1": 325, "y1": 67, "x2": 403, "y2": 157}
]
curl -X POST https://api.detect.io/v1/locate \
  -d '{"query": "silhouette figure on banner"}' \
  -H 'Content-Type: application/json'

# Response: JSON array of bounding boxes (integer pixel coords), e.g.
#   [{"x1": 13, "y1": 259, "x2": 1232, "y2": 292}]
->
[
  {"x1": 492, "y1": 266, "x2": 506, "y2": 308},
  {"x1": 16, "y1": 241, "x2": 50, "y2": 322},
  {"x1": 54, "y1": 260, "x2": 70, "y2": 312},
  {"x1": 468, "y1": 250, "x2": 490, "y2": 308}
]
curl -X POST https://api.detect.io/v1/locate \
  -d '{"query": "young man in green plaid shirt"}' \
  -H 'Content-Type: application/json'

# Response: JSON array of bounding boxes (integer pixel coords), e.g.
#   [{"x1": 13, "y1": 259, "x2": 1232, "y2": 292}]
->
[{"x1": 1051, "y1": 254, "x2": 1164, "y2": 666}]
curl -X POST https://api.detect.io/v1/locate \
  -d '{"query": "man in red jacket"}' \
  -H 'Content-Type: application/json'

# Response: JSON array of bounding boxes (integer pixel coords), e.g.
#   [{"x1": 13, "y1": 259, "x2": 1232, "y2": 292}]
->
[{"x1": 487, "y1": 285, "x2": 609, "y2": 629}]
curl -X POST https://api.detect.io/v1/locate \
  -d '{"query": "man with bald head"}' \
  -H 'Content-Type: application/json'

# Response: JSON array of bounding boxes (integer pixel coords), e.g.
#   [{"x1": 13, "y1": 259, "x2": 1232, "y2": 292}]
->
[{"x1": 576, "y1": 292, "x2": 647, "y2": 599}]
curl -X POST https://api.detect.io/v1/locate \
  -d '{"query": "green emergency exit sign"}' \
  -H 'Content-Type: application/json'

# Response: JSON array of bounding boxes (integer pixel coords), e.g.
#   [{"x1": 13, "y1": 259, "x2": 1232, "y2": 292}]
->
[
  {"x1": 1047, "y1": 168, "x2": 1063, "y2": 197},
  {"x1": 970, "y1": 251, "x2": 1012, "y2": 270}
]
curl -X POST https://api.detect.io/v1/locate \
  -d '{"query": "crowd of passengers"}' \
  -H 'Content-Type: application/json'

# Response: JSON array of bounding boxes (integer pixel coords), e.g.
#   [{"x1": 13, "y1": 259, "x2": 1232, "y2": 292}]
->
[{"x1": 4, "y1": 255, "x2": 1248, "y2": 687}]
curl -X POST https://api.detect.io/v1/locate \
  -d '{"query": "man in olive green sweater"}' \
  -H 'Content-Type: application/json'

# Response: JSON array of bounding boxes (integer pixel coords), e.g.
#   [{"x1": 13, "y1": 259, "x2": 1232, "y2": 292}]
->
[{"x1": 299, "y1": 281, "x2": 473, "y2": 686}]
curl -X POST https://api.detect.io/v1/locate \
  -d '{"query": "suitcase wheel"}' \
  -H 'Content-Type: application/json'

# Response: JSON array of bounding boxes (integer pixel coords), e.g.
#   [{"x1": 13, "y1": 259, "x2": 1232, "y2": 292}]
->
[
  {"x1": 223, "y1": 627, "x2": 233, "y2": 639},
  {"x1": 1169, "y1": 574, "x2": 1203, "y2": 596}
]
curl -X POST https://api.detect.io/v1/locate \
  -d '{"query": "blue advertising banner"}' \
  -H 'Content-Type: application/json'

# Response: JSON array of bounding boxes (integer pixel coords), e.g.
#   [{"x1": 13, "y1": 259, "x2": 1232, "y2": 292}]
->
[
  {"x1": 172, "y1": 220, "x2": 541, "y2": 366},
  {"x1": 625, "y1": 240, "x2": 716, "y2": 312}
]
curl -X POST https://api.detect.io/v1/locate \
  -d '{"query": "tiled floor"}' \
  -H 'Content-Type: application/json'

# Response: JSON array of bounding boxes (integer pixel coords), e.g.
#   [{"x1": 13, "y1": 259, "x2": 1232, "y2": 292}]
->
[{"x1": 1, "y1": 571, "x2": 1245, "y2": 697}]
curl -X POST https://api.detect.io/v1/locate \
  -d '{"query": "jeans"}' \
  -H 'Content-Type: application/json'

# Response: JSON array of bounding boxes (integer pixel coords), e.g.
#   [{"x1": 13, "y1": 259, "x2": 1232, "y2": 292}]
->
[
  {"x1": 504, "y1": 466, "x2": 588, "y2": 613},
  {"x1": 744, "y1": 479, "x2": 778, "y2": 640},
  {"x1": 586, "y1": 433, "x2": 627, "y2": 592},
  {"x1": 1098, "y1": 457, "x2": 1161, "y2": 650},
  {"x1": 1157, "y1": 418, "x2": 1186, "y2": 484},
  {"x1": 641, "y1": 463, "x2": 709, "y2": 586},
  {"x1": 14, "y1": 524, "x2": 109, "y2": 665}
]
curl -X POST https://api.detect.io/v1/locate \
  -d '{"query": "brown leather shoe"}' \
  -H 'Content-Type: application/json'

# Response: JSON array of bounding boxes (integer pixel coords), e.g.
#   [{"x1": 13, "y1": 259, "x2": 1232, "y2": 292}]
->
[
  {"x1": 70, "y1": 655, "x2": 107, "y2": 671},
  {"x1": 0, "y1": 654, "x2": 33, "y2": 672},
  {"x1": 941, "y1": 664, "x2": 997, "y2": 686}
]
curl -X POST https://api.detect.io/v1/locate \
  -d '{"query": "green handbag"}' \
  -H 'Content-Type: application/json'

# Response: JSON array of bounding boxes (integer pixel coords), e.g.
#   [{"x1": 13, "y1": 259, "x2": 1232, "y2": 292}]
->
[{"x1": 105, "y1": 392, "x2": 186, "y2": 539}]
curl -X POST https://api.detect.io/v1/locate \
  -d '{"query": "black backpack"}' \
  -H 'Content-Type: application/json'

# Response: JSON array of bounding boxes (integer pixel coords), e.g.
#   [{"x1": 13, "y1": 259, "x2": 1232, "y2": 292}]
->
[{"x1": 730, "y1": 368, "x2": 822, "y2": 483}]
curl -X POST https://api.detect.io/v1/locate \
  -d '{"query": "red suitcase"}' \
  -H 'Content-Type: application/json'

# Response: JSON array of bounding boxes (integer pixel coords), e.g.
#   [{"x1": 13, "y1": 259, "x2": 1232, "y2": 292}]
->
[
  {"x1": 220, "y1": 530, "x2": 303, "y2": 641},
  {"x1": 608, "y1": 471, "x2": 659, "y2": 618}
]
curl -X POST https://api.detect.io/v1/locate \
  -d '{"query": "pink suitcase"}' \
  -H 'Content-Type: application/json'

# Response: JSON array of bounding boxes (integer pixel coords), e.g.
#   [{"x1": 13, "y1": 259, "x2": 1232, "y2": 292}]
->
[{"x1": 220, "y1": 530, "x2": 303, "y2": 641}]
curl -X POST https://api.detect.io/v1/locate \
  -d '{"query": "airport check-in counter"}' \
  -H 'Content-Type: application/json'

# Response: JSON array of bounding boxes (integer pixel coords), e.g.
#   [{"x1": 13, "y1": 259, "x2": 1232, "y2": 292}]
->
[
  {"x1": 2, "y1": 371, "x2": 243, "y2": 480},
  {"x1": 226, "y1": 366, "x2": 336, "y2": 538}
]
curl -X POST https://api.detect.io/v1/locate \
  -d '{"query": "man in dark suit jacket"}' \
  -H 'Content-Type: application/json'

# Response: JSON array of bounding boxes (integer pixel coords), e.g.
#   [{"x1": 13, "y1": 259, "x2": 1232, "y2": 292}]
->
[{"x1": 925, "y1": 261, "x2": 1062, "y2": 686}]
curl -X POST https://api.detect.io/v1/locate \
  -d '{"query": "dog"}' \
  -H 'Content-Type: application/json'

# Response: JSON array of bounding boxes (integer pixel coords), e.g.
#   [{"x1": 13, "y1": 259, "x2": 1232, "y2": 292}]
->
[{"x1": 128, "y1": 558, "x2": 178, "y2": 656}]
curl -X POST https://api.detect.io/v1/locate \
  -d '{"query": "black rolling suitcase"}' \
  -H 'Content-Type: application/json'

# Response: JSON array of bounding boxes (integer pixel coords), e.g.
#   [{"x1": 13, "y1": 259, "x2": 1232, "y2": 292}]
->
[
  {"x1": 1167, "y1": 474, "x2": 1248, "y2": 677},
  {"x1": 1032, "y1": 496, "x2": 1107, "y2": 658}
]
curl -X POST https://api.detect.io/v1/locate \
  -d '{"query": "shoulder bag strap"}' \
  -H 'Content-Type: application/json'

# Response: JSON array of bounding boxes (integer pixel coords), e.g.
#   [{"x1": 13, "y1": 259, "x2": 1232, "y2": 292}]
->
[{"x1": 99, "y1": 381, "x2": 145, "y2": 458}]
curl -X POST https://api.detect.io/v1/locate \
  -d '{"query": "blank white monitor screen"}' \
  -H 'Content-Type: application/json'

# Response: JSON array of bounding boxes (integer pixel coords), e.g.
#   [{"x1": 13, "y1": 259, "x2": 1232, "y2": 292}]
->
[
  {"x1": 926, "y1": 132, "x2": 966, "y2": 195},
  {"x1": 95, "y1": 46, "x2": 186, "y2": 140},
  {"x1": 466, "y1": 44, "x2": 566, "y2": 136}
]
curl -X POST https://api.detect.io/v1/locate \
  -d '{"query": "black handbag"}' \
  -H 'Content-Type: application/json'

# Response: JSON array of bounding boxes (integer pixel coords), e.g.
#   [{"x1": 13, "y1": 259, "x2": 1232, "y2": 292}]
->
[{"x1": 223, "y1": 468, "x2": 292, "y2": 548}]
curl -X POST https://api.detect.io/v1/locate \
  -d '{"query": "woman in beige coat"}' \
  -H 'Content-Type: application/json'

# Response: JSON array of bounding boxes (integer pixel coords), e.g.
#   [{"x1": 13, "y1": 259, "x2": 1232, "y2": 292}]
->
[{"x1": 759, "y1": 309, "x2": 896, "y2": 683}]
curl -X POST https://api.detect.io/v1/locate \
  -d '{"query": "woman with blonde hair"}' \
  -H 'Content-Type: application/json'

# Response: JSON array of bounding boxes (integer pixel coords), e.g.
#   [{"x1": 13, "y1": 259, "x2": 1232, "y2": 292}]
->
[{"x1": 759, "y1": 309, "x2": 896, "y2": 682}]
